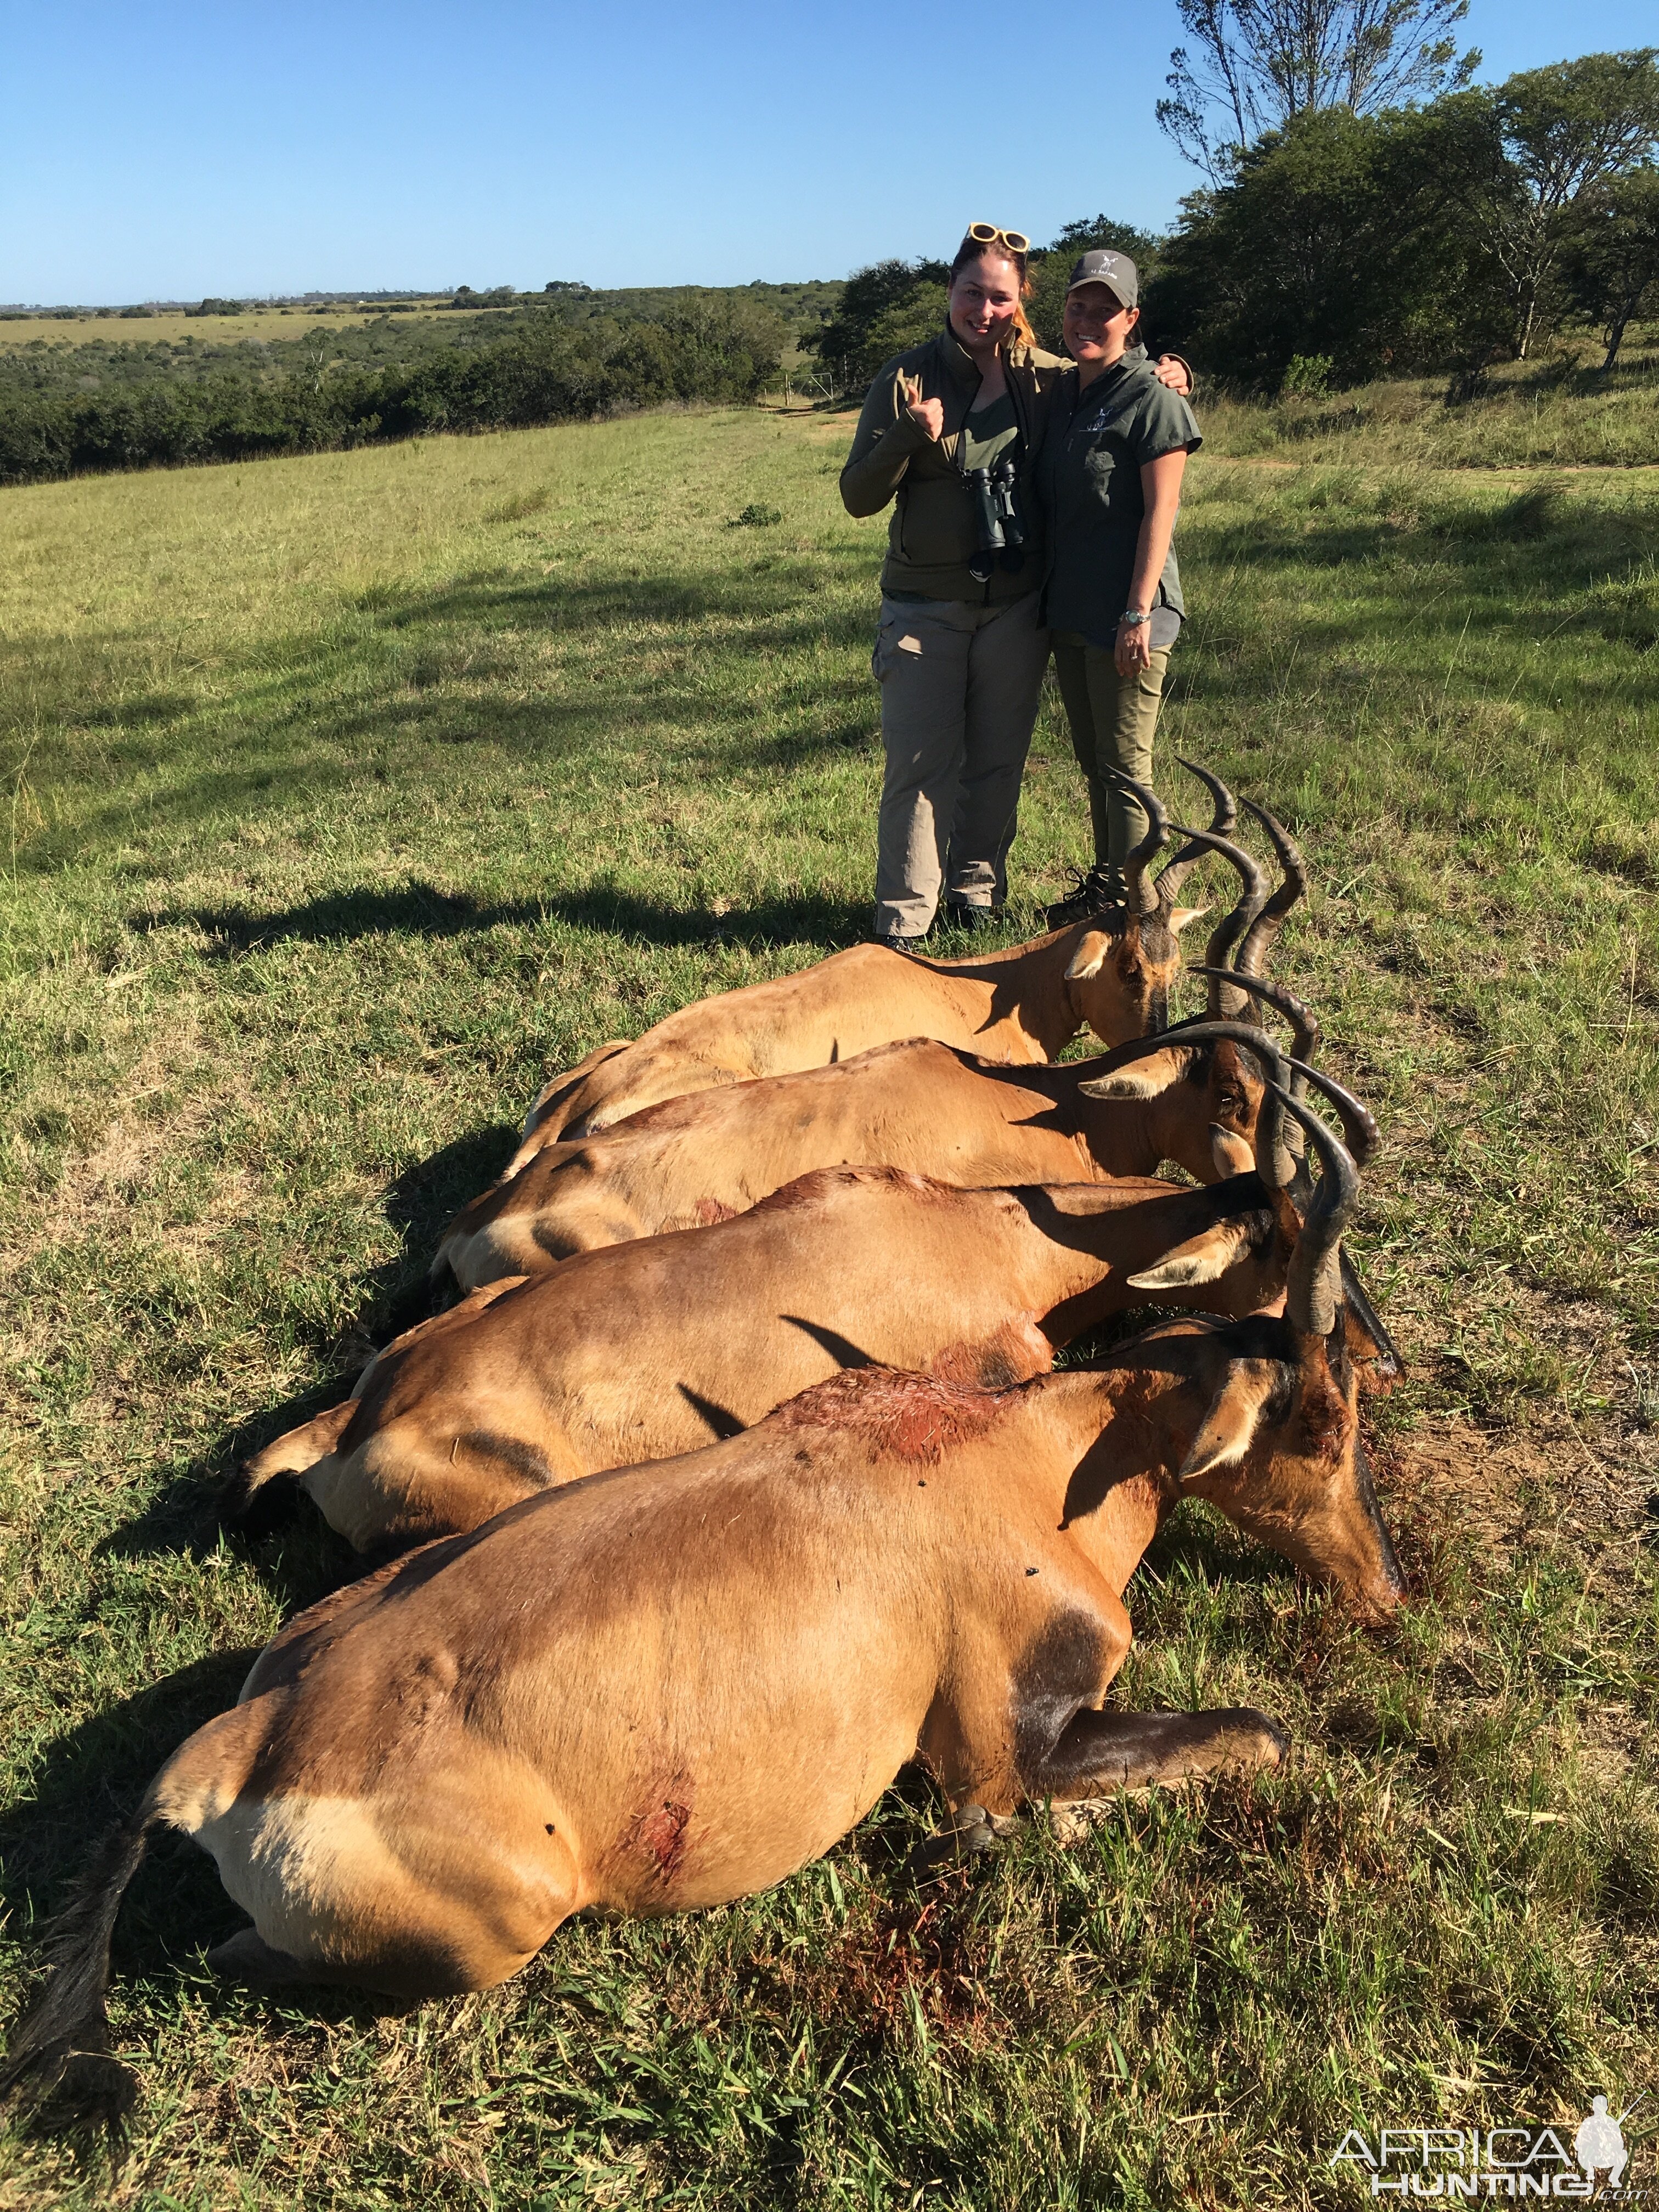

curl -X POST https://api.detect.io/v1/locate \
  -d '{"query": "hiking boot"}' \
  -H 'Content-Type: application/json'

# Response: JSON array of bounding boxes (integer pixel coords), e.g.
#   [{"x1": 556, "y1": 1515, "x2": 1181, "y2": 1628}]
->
[
  {"x1": 1045, "y1": 862, "x2": 1125, "y2": 929},
  {"x1": 873, "y1": 929, "x2": 924, "y2": 956},
  {"x1": 944, "y1": 900, "x2": 998, "y2": 933}
]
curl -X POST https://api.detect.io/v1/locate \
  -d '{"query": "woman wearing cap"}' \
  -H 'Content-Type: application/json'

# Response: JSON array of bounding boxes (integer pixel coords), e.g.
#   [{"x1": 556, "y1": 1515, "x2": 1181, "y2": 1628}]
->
[
  {"x1": 1040, "y1": 249, "x2": 1203, "y2": 925},
  {"x1": 840, "y1": 226, "x2": 1190, "y2": 950}
]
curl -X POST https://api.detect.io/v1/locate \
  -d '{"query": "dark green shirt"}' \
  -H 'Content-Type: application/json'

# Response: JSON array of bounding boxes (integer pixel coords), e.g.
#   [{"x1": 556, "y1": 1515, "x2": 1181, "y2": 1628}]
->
[
  {"x1": 1040, "y1": 358, "x2": 1201, "y2": 650},
  {"x1": 960, "y1": 389, "x2": 1019, "y2": 473}
]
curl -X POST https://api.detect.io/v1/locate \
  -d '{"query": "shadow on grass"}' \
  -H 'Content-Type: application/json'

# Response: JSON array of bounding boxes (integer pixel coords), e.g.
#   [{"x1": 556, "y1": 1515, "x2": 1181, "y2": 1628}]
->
[
  {"x1": 134, "y1": 882, "x2": 867, "y2": 955},
  {"x1": 132, "y1": 883, "x2": 550, "y2": 952},
  {"x1": 0, "y1": 1649, "x2": 263, "y2": 1943},
  {"x1": 21, "y1": 558, "x2": 879, "y2": 870},
  {"x1": 545, "y1": 883, "x2": 865, "y2": 949},
  {"x1": 100, "y1": 1123, "x2": 521, "y2": 1579}
]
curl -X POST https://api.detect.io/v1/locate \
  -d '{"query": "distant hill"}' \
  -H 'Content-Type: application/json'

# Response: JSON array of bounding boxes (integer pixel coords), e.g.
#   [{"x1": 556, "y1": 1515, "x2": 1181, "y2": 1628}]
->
[{"x1": 0, "y1": 280, "x2": 844, "y2": 336}]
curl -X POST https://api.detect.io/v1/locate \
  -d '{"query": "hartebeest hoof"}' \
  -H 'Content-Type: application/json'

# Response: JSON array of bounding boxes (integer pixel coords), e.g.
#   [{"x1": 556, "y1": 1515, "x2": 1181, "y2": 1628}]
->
[{"x1": 904, "y1": 1803, "x2": 1019, "y2": 1883}]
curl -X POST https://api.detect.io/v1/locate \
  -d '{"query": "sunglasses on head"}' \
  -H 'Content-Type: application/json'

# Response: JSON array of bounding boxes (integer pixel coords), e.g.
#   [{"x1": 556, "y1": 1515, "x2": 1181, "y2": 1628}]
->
[{"x1": 967, "y1": 221, "x2": 1030, "y2": 255}]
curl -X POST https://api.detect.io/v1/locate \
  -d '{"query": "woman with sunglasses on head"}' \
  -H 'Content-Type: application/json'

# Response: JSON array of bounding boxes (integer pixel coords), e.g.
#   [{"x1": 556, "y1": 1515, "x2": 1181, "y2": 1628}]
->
[
  {"x1": 840, "y1": 225, "x2": 1190, "y2": 950},
  {"x1": 1039, "y1": 250, "x2": 1203, "y2": 925}
]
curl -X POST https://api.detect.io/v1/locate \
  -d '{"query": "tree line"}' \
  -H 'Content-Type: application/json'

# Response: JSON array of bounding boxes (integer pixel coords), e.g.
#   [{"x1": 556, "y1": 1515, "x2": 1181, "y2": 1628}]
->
[
  {"x1": 805, "y1": 34, "x2": 1659, "y2": 392},
  {"x1": 0, "y1": 300, "x2": 788, "y2": 487}
]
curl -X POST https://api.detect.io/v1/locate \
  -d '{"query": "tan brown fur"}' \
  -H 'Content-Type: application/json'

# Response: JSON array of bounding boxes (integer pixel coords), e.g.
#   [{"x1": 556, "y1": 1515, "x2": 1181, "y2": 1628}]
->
[
  {"x1": 245, "y1": 1165, "x2": 1297, "y2": 1551},
  {"x1": 437, "y1": 1035, "x2": 1267, "y2": 1294},
  {"x1": 69, "y1": 1316, "x2": 1400, "y2": 2011},
  {"x1": 508, "y1": 919, "x2": 1200, "y2": 1170}
]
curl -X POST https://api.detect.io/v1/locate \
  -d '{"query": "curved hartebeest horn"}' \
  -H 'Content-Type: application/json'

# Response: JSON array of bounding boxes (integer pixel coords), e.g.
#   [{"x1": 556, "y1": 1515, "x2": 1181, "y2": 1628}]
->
[
  {"x1": 1081, "y1": 1017, "x2": 1289, "y2": 1090},
  {"x1": 1278, "y1": 1063, "x2": 1396, "y2": 1379},
  {"x1": 1156, "y1": 759, "x2": 1238, "y2": 902},
  {"x1": 1190, "y1": 966, "x2": 1321, "y2": 1176},
  {"x1": 1110, "y1": 774, "x2": 1170, "y2": 918},
  {"x1": 1281, "y1": 1059, "x2": 1379, "y2": 1171},
  {"x1": 1107, "y1": 771, "x2": 1265, "y2": 960},
  {"x1": 1235, "y1": 800, "x2": 1308, "y2": 985},
  {"x1": 1268, "y1": 1060, "x2": 1397, "y2": 1380},
  {"x1": 1193, "y1": 836, "x2": 1269, "y2": 1017},
  {"x1": 1272, "y1": 1084, "x2": 1361, "y2": 1339},
  {"x1": 1187, "y1": 967, "x2": 1321, "y2": 1081}
]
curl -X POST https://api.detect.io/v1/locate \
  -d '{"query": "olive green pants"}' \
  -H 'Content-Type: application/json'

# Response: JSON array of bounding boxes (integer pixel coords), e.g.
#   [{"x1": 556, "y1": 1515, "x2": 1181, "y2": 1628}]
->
[{"x1": 1051, "y1": 633, "x2": 1173, "y2": 866}]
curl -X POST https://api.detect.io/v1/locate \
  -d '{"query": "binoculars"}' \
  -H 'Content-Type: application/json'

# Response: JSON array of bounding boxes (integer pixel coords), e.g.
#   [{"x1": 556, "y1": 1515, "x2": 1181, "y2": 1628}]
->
[{"x1": 966, "y1": 455, "x2": 1026, "y2": 583}]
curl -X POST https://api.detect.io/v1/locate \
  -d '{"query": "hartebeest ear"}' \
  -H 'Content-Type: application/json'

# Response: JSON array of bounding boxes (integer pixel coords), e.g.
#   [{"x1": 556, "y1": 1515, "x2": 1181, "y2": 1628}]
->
[
  {"x1": 1079, "y1": 1046, "x2": 1189, "y2": 1101},
  {"x1": 1169, "y1": 905, "x2": 1209, "y2": 937},
  {"x1": 1126, "y1": 1218, "x2": 1254, "y2": 1291},
  {"x1": 1063, "y1": 932, "x2": 1113, "y2": 983},
  {"x1": 1210, "y1": 1122, "x2": 1255, "y2": 1178},
  {"x1": 1178, "y1": 1360, "x2": 1280, "y2": 1479}
]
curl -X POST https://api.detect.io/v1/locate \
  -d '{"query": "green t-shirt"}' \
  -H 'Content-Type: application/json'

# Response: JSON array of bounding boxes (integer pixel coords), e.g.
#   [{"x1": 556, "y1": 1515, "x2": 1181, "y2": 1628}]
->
[
  {"x1": 960, "y1": 389, "x2": 1019, "y2": 473},
  {"x1": 1040, "y1": 359, "x2": 1201, "y2": 650}
]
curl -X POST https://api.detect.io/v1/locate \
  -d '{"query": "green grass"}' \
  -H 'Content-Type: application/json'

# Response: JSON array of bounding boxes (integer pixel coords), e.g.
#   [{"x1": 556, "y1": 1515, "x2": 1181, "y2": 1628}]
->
[
  {"x1": 1, "y1": 393, "x2": 1656, "y2": 2207},
  {"x1": 1203, "y1": 323, "x2": 1659, "y2": 469}
]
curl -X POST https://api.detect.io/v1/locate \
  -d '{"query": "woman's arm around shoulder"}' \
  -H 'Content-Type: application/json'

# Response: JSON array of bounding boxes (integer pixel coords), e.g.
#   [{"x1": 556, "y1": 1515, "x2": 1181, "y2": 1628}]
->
[
  {"x1": 1133, "y1": 371, "x2": 1203, "y2": 462},
  {"x1": 839, "y1": 351, "x2": 941, "y2": 518}
]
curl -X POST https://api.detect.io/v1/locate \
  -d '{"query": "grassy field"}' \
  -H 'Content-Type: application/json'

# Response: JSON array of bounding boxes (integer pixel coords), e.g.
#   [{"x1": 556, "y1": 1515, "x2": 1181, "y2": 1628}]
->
[
  {"x1": 1201, "y1": 326, "x2": 1659, "y2": 469},
  {"x1": 0, "y1": 307, "x2": 465, "y2": 349},
  {"x1": 1, "y1": 389, "x2": 1656, "y2": 2207}
]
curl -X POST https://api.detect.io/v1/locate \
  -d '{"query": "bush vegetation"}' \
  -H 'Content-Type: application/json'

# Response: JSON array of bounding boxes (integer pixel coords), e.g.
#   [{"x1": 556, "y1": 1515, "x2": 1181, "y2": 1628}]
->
[
  {"x1": 808, "y1": 46, "x2": 1659, "y2": 397},
  {"x1": 0, "y1": 292, "x2": 802, "y2": 489}
]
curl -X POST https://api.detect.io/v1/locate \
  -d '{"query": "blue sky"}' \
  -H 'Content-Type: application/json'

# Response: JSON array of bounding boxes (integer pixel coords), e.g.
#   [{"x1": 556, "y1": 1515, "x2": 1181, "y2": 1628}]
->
[{"x1": 4, "y1": 0, "x2": 1656, "y2": 303}]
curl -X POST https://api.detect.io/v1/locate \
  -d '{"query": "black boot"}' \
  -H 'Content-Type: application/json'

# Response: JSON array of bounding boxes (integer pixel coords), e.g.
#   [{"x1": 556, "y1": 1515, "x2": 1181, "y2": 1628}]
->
[
  {"x1": 944, "y1": 900, "x2": 998, "y2": 933},
  {"x1": 1045, "y1": 862, "x2": 1125, "y2": 929}
]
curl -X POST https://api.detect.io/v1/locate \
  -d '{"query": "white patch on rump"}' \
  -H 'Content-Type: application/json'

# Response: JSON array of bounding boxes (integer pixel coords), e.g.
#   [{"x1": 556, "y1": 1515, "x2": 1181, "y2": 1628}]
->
[{"x1": 191, "y1": 1793, "x2": 404, "y2": 1966}]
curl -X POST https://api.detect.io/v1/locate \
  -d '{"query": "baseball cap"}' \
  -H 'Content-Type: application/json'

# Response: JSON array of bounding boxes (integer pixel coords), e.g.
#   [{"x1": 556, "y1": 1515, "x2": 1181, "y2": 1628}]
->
[{"x1": 1065, "y1": 250, "x2": 1138, "y2": 309}]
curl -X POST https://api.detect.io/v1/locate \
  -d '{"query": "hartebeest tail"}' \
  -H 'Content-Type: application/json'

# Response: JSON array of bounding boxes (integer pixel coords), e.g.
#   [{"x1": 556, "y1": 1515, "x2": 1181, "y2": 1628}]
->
[
  {"x1": 5, "y1": 1085, "x2": 1400, "y2": 2120},
  {"x1": 0, "y1": 1815, "x2": 156, "y2": 2132}
]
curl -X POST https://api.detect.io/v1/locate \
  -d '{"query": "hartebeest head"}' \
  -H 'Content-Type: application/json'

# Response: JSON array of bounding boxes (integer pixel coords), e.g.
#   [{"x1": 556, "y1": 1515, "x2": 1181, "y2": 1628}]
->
[
  {"x1": 1077, "y1": 997, "x2": 1402, "y2": 1391},
  {"x1": 1126, "y1": 1085, "x2": 1406, "y2": 1620},
  {"x1": 1059, "y1": 762, "x2": 1267, "y2": 1045}
]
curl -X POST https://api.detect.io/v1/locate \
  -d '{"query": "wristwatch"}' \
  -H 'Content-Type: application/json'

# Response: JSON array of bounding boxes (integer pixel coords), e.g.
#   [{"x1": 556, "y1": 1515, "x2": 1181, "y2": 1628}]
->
[{"x1": 1119, "y1": 610, "x2": 1151, "y2": 627}]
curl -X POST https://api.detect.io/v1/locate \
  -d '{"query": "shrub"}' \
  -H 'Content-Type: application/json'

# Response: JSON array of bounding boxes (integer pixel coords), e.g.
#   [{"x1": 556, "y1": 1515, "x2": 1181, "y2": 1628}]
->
[{"x1": 1282, "y1": 352, "x2": 1335, "y2": 396}]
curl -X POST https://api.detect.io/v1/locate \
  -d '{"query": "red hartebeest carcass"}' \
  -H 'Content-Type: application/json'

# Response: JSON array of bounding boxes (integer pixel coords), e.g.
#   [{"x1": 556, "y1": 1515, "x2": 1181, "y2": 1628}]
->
[
  {"x1": 1, "y1": 1091, "x2": 1402, "y2": 2113},
  {"x1": 506, "y1": 762, "x2": 1258, "y2": 1167},
  {"x1": 238, "y1": 1070, "x2": 1373, "y2": 1551},
  {"x1": 434, "y1": 1009, "x2": 1288, "y2": 1294}
]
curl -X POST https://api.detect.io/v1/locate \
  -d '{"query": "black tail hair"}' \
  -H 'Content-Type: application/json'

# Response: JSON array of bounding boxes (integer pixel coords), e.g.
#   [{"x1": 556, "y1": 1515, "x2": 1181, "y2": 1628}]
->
[
  {"x1": 1, "y1": 1812, "x2": 158, "y2": 2138},
  {"x1": 217, "y1": 1458, "x2": 300, "y2": 1537}
]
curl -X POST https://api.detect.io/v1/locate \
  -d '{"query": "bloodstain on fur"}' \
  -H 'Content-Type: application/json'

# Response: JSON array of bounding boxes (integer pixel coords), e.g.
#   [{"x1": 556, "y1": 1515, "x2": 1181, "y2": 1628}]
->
[
  {"x1": 772, "y1": 1366, "x2": 1012, "y2": 1462},
  {"x1": 636, "y1": 1798, "x2": 692, "y2": 1881},
  {"x1": 751, "y1": 1165, "x2": 940, "y2": 1214},
  {"x1": 693, "y1": 1197, "x2": 741, "y2": 1226}
]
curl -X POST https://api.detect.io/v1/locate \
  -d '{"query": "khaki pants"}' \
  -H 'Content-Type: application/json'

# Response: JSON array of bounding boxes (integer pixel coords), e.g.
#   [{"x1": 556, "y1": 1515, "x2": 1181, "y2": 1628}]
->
[
  {"x1": 1051, "y1": 633, "x2": 1173, "y2": 866},
  {"x1": 872, "y1": 591, "x2": 1049, "y2": 939}
]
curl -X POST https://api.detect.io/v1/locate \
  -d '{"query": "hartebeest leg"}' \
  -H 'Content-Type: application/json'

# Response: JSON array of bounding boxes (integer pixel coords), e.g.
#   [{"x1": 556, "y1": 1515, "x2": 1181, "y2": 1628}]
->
[
  {"x1": 909, "y1": 1705, "x2": 1286, "y2": 1875},
  {"x1": 1024, "y1": 1706, "x2": 1287, "y2": 1799}
]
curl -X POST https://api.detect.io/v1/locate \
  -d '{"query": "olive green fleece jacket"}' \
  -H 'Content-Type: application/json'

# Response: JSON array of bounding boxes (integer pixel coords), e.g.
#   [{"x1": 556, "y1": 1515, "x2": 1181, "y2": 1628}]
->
[
  {"x1": 839, "y1": 324, "x2": 1069, "y2": 605},
  {"x1": 840, "y1": 325, "x2": 1192, "y2": 606}
]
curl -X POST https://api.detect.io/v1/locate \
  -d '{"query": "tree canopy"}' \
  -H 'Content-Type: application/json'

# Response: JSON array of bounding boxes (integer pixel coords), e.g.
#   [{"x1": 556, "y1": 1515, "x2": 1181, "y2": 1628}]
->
[{"x1": 1158, "y1": 0, "x2": 1481, "y2": 181}]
